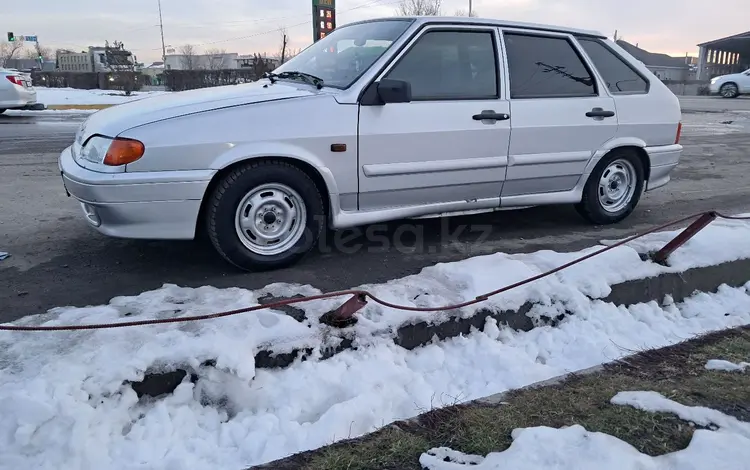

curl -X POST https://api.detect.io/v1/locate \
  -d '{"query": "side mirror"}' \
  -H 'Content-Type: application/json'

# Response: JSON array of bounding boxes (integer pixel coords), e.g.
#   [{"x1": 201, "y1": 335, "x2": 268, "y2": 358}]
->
[{"x1": 377, "y1": 79, "x2": 412, "y2": 104}]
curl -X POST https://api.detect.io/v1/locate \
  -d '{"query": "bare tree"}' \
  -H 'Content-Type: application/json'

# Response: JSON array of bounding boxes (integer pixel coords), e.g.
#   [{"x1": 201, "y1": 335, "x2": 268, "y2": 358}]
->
[
  {"x1": 0, "y1": 40, "x2": 25, "y2": 67},
  {"x1": 205, "y1": 48, "x2": 228, "y2": 70},
  {"x1": 24, "y1": 44, "x2": 52, "y2": 61},
  {"x1": 104, "y1": 40, "x2": 138, "y2": 95},
  {"x1": 396, "y1": 0, "x2": 442, "y2": 16},
  {"x1": 178, "y1": 44, "x2": 197, "y2": 70},
  {"x1": 454, "y1": 8, "x2": 478, "y2": 17}
]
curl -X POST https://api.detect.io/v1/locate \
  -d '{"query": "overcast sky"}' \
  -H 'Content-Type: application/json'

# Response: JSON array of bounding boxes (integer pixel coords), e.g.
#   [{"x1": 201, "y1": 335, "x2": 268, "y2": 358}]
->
[{"x1": 3, "y1": 0, "x2": 746, "y2": 63}]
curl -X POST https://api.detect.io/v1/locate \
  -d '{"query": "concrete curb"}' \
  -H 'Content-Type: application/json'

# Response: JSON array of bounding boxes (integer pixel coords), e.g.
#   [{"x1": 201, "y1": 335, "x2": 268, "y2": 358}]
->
[
  {"x1": 131, "y1": 257, "x2": 750, "y2": 397},
  {"x1": 46, "y1": 104, "x2": 114, "y2": 110}
]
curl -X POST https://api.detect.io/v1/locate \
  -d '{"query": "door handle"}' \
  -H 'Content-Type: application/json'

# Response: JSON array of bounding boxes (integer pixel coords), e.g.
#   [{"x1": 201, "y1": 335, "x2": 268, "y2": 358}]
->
[
  {"x1": 586, "y1": 108, "x2": 615, "y2": 118},
  {"x1": 473, "y1": 110, "x2": 510, "y2": 122}
]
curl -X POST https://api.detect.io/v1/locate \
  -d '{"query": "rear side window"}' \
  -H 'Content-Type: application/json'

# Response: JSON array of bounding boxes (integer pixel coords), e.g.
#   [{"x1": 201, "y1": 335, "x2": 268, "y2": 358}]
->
[
  {"x1": 503, "y1": 32, "x2": 596, "y2": 99},
  {"x1": 578, "y1": 38, "x2": 649, "y2": 94}
]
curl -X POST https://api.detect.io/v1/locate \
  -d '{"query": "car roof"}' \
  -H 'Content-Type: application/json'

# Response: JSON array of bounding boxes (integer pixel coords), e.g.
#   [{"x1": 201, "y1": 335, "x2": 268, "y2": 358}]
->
[{"x1": 347, "y1": 16, "x2": 606, "y2": 38}]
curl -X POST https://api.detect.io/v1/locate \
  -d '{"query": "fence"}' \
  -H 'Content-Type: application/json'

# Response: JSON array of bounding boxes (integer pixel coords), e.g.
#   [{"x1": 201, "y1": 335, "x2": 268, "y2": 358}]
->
[
  {"x1": 30, "y1": 72, "x2": 144, "y2": 92},
  {"x1": 163, "y1": 67, "x2": 270, "y2": 91}
]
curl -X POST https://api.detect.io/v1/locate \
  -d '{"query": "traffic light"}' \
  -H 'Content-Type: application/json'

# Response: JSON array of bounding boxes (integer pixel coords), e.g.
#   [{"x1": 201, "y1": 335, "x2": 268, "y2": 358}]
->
[{"x1": 7, "y1": 32, "x2": 14, "y2": 42}]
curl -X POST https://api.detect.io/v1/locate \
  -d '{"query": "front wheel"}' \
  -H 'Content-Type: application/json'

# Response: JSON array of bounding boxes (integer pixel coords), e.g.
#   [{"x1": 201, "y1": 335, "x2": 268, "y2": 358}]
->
[
  {"x1": 720, "y1": 83, "x2": 739, "y2": 98},
  {"x1": 206, "y1": 160, "x2": 325, "y2": 271},
  {"x1": 576, "y1": 150, "x2": 645, "y2": 225}
]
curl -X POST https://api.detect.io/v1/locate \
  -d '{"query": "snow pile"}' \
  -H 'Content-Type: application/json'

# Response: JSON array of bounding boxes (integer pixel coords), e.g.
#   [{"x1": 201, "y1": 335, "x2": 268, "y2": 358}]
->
[
  {"x1": 1, "y1": 217, "x2": 750, "y2": 469},
  {"x1": 421, "y1": 391, "x2": 750, "y2": 469},
  {"x1": 34, "y1": 87, "x2": 168, "y2": 105},
  {"x1": 705, "y1": 359, "x2": 750, "y2": 372}
]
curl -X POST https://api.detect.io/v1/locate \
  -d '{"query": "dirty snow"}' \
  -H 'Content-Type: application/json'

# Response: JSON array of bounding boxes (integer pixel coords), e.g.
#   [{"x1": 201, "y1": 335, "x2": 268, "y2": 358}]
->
[
  {"x1": 1, "y1": 217, "x2": 750, "y2": 469},
  {"x1": 705, "y1": 359, "x2": 750, "y2": 372},
  {"x1": 34, "y1": 87, "x2": 168, "y2": 105}
]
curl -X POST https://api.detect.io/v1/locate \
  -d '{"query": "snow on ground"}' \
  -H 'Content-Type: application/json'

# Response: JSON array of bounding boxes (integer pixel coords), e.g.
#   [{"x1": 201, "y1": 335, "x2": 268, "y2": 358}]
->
[
  {"x1": 34, "y1": 87, "x2": 168, "y2": 105},
  {"x1": 1, "y1": 217, "x2": 750, "y2": 469},
  {"x1": 420, "y1": 393, "x2": 750, "y2": 469},
  {"x1": 705, "y1": 359, "x2": 750, "y2": 372}
]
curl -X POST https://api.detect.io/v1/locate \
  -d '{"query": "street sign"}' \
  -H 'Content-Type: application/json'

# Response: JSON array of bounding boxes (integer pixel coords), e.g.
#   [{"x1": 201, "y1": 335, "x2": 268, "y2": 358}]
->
[
  {"x1": 312, "y1": 0, "x2": 336, "y2": 42},
  {"x1": 24, "y1": 36, "x2": 38, "y2": 42}
]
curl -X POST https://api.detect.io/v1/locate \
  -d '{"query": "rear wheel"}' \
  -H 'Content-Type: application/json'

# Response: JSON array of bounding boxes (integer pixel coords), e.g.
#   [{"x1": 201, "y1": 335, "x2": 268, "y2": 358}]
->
[
  {"x1": 720, "y1": 83, "x2": 739, "y2": 98},
  {"x1": 576, "y1": 150, "x2": 645, "y2": 225},
  {"x1": 206, "y1": 160, "x2": 325, "y2": 271}
]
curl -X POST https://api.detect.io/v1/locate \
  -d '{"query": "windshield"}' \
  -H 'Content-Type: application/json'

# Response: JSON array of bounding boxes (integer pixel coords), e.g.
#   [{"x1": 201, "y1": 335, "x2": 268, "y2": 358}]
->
[{"x1": 273, "y1": 19, "x2": 413, "y2": 89}]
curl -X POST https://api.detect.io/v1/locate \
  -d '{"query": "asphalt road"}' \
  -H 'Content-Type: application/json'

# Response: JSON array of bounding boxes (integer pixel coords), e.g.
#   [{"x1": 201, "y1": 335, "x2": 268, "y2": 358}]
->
[{"x1": 2, "y1": 101, "x2": 750, "y2": 321}]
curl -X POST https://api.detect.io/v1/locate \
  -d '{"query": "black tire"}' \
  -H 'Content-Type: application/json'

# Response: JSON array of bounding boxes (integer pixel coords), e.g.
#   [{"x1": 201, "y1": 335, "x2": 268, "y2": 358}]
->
[
  {"x1": 576, "y1": 150, "x2": 645, "y2": 225},
  {"x1": 206, "y1": 160, "x2": 325, "y2": 271},
  {"x1": 720, "y1": 83, "x2": 739, "y2": 99}
]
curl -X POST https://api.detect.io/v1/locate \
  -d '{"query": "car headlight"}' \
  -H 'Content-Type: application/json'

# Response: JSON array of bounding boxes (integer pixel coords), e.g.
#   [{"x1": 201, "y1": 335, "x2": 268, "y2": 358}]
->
[
  {"x1": 78, "y1": 136, "x2": 112, "y2": 164},
  {"x1": 711, "y1": 77, "x2": 719, "y2": 84},
  {"x1": 77, "y1": 136, "x2": 145, "y2": 167}
]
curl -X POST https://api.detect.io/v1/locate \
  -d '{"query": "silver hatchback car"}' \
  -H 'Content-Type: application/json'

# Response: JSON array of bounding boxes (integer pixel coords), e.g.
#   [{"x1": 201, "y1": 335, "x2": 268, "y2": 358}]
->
[{"x1": 59, "y1": 16, "x2": 683, "y2": 271}]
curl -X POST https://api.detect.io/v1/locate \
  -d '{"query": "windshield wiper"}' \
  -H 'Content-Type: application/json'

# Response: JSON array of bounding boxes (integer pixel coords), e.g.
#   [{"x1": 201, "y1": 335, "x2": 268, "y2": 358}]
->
[{"x1": 263, "y1": 71, "x2": 324, "y2": 89}]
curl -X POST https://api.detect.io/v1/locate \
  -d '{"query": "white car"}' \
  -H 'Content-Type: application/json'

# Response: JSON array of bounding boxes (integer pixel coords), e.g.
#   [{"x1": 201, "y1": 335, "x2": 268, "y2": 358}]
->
[
  {"x1": 709, "y1": 68, "x2": 750, "y2": 98},
  {"x1": 59, "y1": 16, "x2": 683, "y2": 271},
  {"x1": 0, "y1": 69, "x2": 40, "y2": 113}
]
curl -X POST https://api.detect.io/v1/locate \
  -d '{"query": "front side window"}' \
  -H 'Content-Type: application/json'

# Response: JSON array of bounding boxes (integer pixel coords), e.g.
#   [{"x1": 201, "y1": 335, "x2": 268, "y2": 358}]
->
[
  {"x1": 578, "y1": 37, "x2": 649, "y2": 93},
  {"x1": 384, "y1": 30, "x2": 499, "y2": 100},
  {"x1": 273, "y1": 19, "x2": 412, "y2": 89},
  {"x1": 504, "y1": 32, "x2": 597, "y2": 99}
]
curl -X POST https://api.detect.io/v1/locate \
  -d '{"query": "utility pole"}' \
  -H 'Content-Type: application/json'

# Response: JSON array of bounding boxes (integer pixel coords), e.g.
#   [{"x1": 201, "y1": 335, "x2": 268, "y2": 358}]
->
[
  {"x1": 281, "y1": 33, "x2": 288, "y2": 64},
  {"x1": 469, "y1": 0, "x2": 473, "y2": 16},
  {"x1": 157, "y1": 0, "x2": 167, "y2": 63}
]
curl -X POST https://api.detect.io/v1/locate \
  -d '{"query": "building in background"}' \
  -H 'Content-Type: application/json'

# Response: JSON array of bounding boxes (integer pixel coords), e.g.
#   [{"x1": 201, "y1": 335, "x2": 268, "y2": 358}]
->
[
  {"x1": 696, "y1": 30, "x2": 750, "y2": 80},
  {"x1": 616, "y1": 40, "x2": 692, "y2": 81},
  {"x1": 56, "y1": 46, "x2": 136, "y2": 73},
  {"x1": 164, "y1": 52, "x2": 239, "y2": 70},
  {"x1": 141, "y1": 61, "x2": 165, "y2": 85}
]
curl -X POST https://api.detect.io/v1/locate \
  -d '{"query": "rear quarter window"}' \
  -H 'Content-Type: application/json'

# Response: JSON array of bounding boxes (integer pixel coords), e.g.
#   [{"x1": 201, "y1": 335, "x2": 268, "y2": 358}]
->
[{"x1": 577, "y1": 38, "x2": 649, "y2": 94}]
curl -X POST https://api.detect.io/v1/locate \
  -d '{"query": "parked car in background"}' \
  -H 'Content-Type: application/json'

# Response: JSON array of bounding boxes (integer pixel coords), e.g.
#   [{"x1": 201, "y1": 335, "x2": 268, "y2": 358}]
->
[
  {"x1": 710, "y1": 68, "x2": 750, "y2": 98},
  {"x1": 0, "y1": 68, "x2": 41, "y2": 113},
  {"x1": 59, "y1": 16, "x2": 683, "y2": 271}
]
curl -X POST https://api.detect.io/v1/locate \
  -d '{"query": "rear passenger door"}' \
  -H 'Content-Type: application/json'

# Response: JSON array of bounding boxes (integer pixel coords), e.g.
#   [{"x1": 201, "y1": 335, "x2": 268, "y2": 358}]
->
[{"x1": 500, "y1": 30, "x2": 618, "y2": 199}]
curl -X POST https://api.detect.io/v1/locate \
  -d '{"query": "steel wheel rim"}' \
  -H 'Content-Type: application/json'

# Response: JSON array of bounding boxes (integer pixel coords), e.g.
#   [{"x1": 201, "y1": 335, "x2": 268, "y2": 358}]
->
[
  {"x1": 598, "y1": 159, "x2": 637, "y2": 213},
  {"x1": 722, "y1": 84, "x2": 737, "y2": 97},
  {"x1": 234, "y1": 183, "x2": 307, "y2": 256}
]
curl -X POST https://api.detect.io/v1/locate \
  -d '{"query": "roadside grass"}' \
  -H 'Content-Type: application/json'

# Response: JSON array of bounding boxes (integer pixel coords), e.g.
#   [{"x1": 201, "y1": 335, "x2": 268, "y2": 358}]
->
[{"x1": 255, "y1": 326, "x2": 750, "y2": 470}]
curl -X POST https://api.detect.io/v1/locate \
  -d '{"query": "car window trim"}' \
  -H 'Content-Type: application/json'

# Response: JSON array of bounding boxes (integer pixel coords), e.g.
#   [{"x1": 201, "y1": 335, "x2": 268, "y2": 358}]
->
[
  {"x1": 575, "y1": 36, "x2": 651, "y2": 95},
  {"x1": 359, "y1": 24, "x2": 504, "y2": 103},
  {"x1": 501, "y1": 28, "x2": 600, "y2": 100}
]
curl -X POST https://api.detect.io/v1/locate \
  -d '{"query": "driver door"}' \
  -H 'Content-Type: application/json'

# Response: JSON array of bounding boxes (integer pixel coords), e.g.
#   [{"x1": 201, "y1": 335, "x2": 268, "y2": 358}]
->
[{"x1": 356, "y1": 26, "x2": 511, "y2": 211}]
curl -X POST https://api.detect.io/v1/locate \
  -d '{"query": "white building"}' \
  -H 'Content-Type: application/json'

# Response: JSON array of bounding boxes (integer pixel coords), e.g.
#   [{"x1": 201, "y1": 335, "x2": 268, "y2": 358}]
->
[
  {"x1": 56, "y1": 46, "x2": 136, "y2": 73},
  {"x1": 164, "y1": 52, "x2": 239, "y2": 70}
]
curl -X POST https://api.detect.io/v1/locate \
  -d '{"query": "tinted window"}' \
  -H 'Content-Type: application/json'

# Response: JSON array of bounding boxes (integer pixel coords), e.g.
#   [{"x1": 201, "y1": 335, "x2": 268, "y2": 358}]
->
[
  {"x1": 504, "y1": 33, "x2": 596, "y2": 99},
  {"x1": 578, "y1": 38, "x2": 649, "y2": 93},
  {"x1": 385, "y1": 30, "x2": 498, "y2": 100}
]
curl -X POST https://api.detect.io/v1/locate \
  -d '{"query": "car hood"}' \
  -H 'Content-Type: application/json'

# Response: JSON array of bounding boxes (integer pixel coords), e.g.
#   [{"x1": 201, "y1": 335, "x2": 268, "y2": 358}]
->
[
  {"x1": 713, "y1": 72, "x2": 747, "y2": 82},
  {"x1": 79, "y1": 81, "x2": 331, "y2": 140}
]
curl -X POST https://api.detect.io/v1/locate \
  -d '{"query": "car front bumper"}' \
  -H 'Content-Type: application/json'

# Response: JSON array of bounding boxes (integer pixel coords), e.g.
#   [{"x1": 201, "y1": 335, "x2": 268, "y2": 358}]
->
[
  {"x1": 58, "y1": 145, "x2": 216, "y2": 239},
  {"x1": 645, "y1": 144, "x2": 682, "y2": 191}
]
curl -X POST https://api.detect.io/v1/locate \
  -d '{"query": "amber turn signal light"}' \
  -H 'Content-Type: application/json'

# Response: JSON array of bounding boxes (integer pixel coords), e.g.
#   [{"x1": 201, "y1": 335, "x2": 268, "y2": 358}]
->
[{"x1": 103, "y1": 138, "x2": 145, "y2": 166}]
